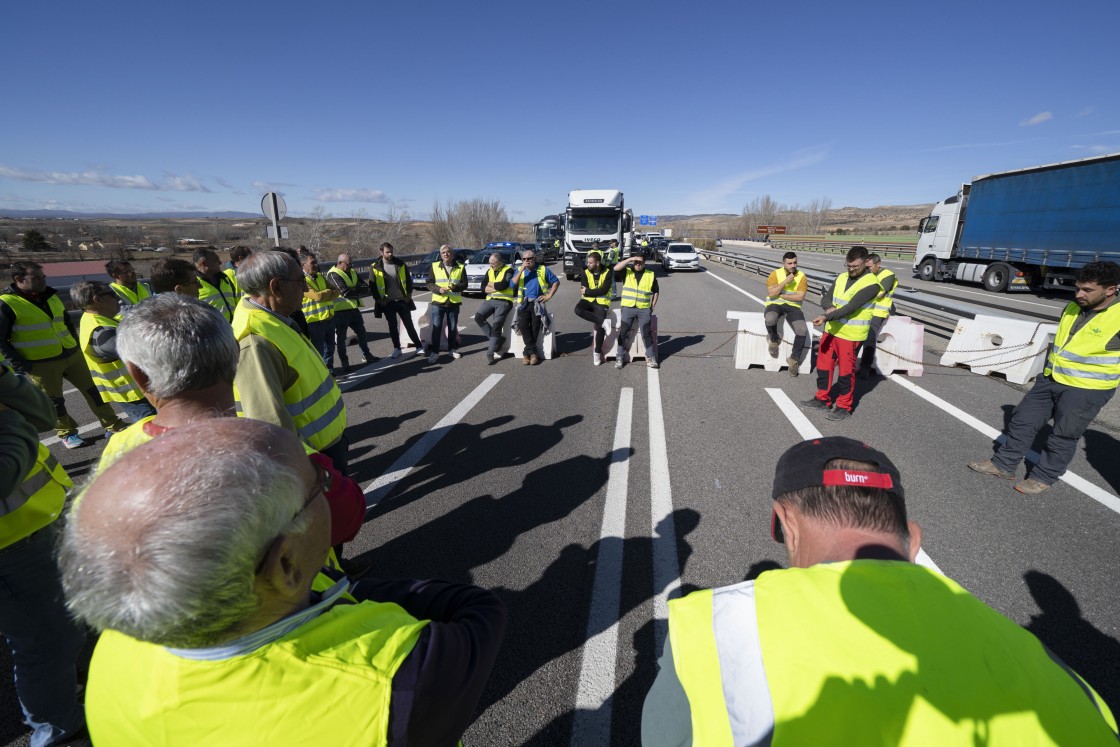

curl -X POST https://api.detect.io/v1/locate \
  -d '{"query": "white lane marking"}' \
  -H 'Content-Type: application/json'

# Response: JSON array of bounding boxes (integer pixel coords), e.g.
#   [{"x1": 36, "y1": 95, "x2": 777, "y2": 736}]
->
[
  {"x1": 570, "y1": 387, "x2": 633, "y2": 746},
  {"x1": 765, "y1": 388, "x2": 822, "y2": 440},
  {"x1": 362, "y1": 374, "x2": 503, "y2": 508},
  {"x1": 888, "y1": 374, "x2": 1120, "y2": 514},
  {"x1": 765, "y1": 387, "x2": 947, "y2": 575},
  {"x1": 647, "y1": 367, "x2": 680, "y2": 656},
  {"x1": 703, "y1": 267, "x2": 769, "y2": 305}
]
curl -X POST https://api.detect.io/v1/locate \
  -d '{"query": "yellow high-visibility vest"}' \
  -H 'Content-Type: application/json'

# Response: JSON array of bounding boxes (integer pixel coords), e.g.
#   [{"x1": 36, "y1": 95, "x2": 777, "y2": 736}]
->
[
  {"x1": 301, "y1": 273, "x2": 334, "y2": 323},
  {"x1": 327, "y1": 267, "x2": 363, "y2": 310},
  {"x1": 431, "y1": 263, "x2": 464, "y2": 304},
  {"x1": 515, "y1": 265, "x2": 551, "y2": 304},
  {"x1": 78, "y1": 312, "x2": 144, "y2": 404},
  {"x1": 1, "y1": 444, "x2": 71, "y2": 549},
  {"x1": 872, "y1": 268, "x2": 898, "y2": 318},
  {"x1": 620, "y1": 269, "x2": 655, "y2": 309},
  {"x1": 369, "y1": 262, "x2": 411, "y2": 300},
  {"x1": 585, "y1": 268, "x2": 612, "y2": 307},
  {"x1": 0, "y1": 292, "x2": 77, "y2": 360},
  {"x1": 825, "y1": 272, "x2": 880, "y2": 342},
  {"x1": 197, "y1": 275, "x2": 237, "y2": 322},
  {"x1": 486, "y1": 266, "x2": 515, "y2": 302},
  {"x1": 1045, "y1": 301, "x2": 1120, "y2": 390},
  {"x1": 766, "y1": 269, "x2": 806, "y2": 309}
]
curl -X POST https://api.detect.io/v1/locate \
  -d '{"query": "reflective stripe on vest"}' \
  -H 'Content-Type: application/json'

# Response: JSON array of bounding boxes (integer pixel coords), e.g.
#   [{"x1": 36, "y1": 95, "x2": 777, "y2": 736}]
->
[
  {"x1": 369, "y1": 262, "x2": 411, "y2": 302},
  {"x1": 872, "y1": 268, "x2": 898, "y2": 318},
  {"x1": 1045, "y1": 301, "x2": 1120, "y2": 390},
  {"x1": 431, "y1": 263, "x2": 464, "y2": 304},
  {"x1": 620, "y1": 269, "x2": 654, "y2": 309},
  {"x1": 824, "y1": 272, "x2": 879, "y2": 342},
  {"x1": 222, "y1": 267, "x2": 241, "y2": 296},
  {"x1": 0, "y1": 293, "x2": 77, "y2": 359},
  {"x1": 1, "y1": 444, "x2": 71, "y2": 549},
  {"x1": 302, "y1": 274, "x2": 334, "y2": 323},
  {"x1": 766, "y1": 269, "x2": 805, "y2": 309},
  {"x1": 515, "y1": 266, "x2": 551, "y2": 304},
  {"x1": 585, "y1": 268, "x2": 612, "y2": 307},
  {"x1": 486, "y1": 266, "x2": 515, "y2": 302},
  {"x1": 78, "y1": 312, "x2": 144, "y2": 403},
  {"x1": 327, "y1": 267, "x2": 362, "y2": 310},
  {"x1": 232, "y1": 302, "x2": 347, "y2": 451},
  {"x1": 669, "y1": 561, "x2": 1119, "y2": 745},
  {"x1": 86, "y1": 588, "x2": 429, "y2": 745},
  {"x1": 197, "y1": 275, "x2": 237, "y2": 322},
  {"x1": 110, "y1": 282, "x2": 151, "y2": 307}
]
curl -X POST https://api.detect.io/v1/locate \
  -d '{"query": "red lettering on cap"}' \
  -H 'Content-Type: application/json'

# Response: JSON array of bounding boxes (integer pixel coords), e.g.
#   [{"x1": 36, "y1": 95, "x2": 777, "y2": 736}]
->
[{"x1": 822, "y1": 469, "x2": 893, "y2": 490}]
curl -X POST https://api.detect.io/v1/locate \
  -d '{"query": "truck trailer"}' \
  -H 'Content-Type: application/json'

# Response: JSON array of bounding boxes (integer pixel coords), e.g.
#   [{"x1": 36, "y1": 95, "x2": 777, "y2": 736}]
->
[
  {"x1": 563, "y1": 189, "x2": 633, "y2": 281},
  {"x1": 912, "y1": 152, "x2": 1120, "y2": 292}
]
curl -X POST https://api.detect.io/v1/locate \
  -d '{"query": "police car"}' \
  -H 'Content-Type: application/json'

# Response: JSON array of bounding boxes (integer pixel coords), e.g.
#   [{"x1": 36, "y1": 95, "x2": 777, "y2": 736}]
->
[{"x1": 465, "y1": 243, "x2": 522, "y2": 296}]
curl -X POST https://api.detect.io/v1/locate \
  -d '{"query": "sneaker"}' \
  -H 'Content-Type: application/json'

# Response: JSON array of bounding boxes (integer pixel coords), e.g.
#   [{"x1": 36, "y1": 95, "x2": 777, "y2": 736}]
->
[
  {"x1": 593, "y1": 352, "x2": 603, "y2": 366},
  {"x1": 768, "y1": 340, "x2": 780, "y2": 358},
  {"x1": 787, "y1": 357, "x2": 799, "y2": 377},
  {"x1": 1015, "y1": 478, "x2": 1052, "y2": 495},
  {"x1": 488, "y1": 353, "x2": 499, "y2": 366},
  {"x1": 801, "y1": 398, "x2": 830, "y2": 410},
  {"x1": 826, "y1": 408, "x2": 852, "y2": 421},
  {"x1": 61, "y1": 434, "x2": 86, "y2": 450},
  {"x1": 615, "y1": 357, "x2": 625, "y2": 370},
  {"x1": 967, "y1": 460, "x2": 1016, "y2": 480},
  {"x1": 391, "y1": 348, "x2": 402, "y2": 359},
  {"x1": 450, "y1": 349, "x2": 462, "y2": 360},
  {"x1": 427, "y1": 353, "x2": 439, "y2": 364},
  {"x1": 530, "y1": 353, "x2": 540, "y2": 366},
  {"x1": 647, "y1": 359, "x2": 659, "y2": 369}
]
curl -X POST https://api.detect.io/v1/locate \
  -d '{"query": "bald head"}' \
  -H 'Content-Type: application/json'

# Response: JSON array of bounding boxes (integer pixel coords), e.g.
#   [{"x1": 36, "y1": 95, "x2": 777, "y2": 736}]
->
[{"x1": 61, "y1": 419, "x2": 318, "y2": 647}]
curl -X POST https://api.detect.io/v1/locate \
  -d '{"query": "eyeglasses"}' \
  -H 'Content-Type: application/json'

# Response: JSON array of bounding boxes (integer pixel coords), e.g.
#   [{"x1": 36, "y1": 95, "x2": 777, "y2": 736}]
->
[
  {"x1": 254, "y1": 463, "x2": 330, "y2": 574},
  {"x1": 771, "y1": 509, "x2": 785, "y2": 544}
]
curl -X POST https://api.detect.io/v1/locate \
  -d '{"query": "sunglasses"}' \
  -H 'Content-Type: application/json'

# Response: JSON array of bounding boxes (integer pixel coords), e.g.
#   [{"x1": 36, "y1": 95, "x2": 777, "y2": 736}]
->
[{"x1": 771, "y1": 509, "x2": 784, "y2": 544}]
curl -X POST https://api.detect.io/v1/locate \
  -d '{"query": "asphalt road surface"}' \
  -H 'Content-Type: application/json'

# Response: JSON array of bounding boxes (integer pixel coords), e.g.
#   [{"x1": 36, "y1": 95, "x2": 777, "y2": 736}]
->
[{"x1": 4, "y1": 257, "x2": 1118, "y2": 746}]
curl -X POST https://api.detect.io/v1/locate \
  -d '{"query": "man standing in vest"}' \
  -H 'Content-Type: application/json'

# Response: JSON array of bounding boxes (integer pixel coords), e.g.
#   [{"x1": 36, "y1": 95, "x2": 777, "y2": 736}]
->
[
  {"x1": 61, "y1": 418, "x2": 507, "y2": 747},
  {"x1": 473, "y1": 251, "x2": 515, "y2": 365},
  {"x1": 512, "y1": 248, "x2": 559, "y2": 366},
  {"x1": 370, "y1": 242, "x2": 423, "y2": 359},
  {"x1": 193, "y1": 247, "x2": 238, "y2": 322},
  {"x1": 425, "y1": 244, "x2": 468, "y2": 363},
  {"x1": 73, "y1": 280, "x2": 156, "y2": 424},
  {"x1": 326, "y1": 252, "x2": 377, "y2": 373},
  {"x1": 608, "y1": 239, "x2": 622, "y2": 300},
  {"x1": 765, "y1": 251, "x2": 809, "y2": 377},
  {"x1": 859, "y1": 252, "x2": 898, "y2": 378},
  {"x1": 613, "y1": 251, "x2": 659, "y2": 369},
  {"x1": 1, "y1": 363, "x2": 86, "y2": 747},
  {"x1": 803, "y1": 245, "x2": 880, "y2": 421},
  {"x1": 232, "y1": 251, "x2": 350, "y2": 473},
  {"x1": 0, "y1": 262, "x2": 126, "y2": 449},
  {"x1": 574, "y1": 250, "x2": 613, "y2": 366},
  {"x1": 300, "y1": 253, "x2": 338, "y2": 369},
  {"x1": 642, "y1": 436, "x2": 1118, "y2": 746},
  {"x1": 104, "y1": 259, "x2": 150, "y2": 316},
  {"x1": 224, "y1": 245, "x2": 252, "y2": 294},
  {"x1": 149, "y1": 258, "x2": 201, "y2": 297},
  {"x1": 969, "y1": 261, "x2": 1120, "y2": 494}
]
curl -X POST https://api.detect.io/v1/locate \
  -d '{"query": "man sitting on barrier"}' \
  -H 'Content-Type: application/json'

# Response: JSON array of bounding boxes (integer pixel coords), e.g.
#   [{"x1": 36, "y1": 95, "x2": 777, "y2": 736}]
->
[
  {"x1": 574, "y1": 250, "x2": 613, "y2": 366},
  {"x1": 969, "y1": 260, "x2": 1120, "y2": 494},
  {"x1": 61, "y1": 418, "x2": 508, "y2": 746},
  {"x1": 642, "y1": 436, "x2": 1118, "y2": 745},
  {"x1": 765, "y1": 251, "x2": 808, "y2": 377}
]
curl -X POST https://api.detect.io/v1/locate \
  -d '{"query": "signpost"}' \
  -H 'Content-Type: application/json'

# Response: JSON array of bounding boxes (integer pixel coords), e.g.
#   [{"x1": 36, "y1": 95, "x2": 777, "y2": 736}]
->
[
  {"x1": 261, "y1": 192, "x2": 287, "y2": 247},
  {"x1": 756, "y1": 225, "x2": 788, "y2": 235}
]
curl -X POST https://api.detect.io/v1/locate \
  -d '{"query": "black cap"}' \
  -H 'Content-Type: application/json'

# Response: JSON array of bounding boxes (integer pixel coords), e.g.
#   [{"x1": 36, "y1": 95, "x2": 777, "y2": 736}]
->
[{"x1": 771, "y1": 437, "x2": 903, "y2": 501}]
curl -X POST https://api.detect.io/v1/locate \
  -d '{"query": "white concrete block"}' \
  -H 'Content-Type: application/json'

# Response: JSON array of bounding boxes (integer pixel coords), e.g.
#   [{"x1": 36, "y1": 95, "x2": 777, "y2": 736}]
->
[
  {"x1": 726, "y1": 311, "x2": 814, "y2": 374},
  {"x1": 603, "y1": 309, "x2": 658, "y2": 361},
  {"x1": 940, "y1": 314, "x2": 1056, "y2": 384},
  {"x1": 872, "y1": 316, "x2": 925, "y2": 377}
]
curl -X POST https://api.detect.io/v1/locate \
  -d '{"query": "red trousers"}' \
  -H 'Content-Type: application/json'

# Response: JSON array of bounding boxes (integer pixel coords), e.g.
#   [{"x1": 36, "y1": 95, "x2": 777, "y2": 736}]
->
[{"x1": 814, "y1": 333, "x2": 860, "y2": 412}]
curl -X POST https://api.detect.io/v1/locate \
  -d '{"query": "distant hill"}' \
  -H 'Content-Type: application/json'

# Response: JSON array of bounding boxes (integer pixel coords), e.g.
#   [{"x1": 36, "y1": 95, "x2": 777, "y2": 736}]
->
[{"x1": 0, "y1": 209, "x2": 259, "y2": 219}]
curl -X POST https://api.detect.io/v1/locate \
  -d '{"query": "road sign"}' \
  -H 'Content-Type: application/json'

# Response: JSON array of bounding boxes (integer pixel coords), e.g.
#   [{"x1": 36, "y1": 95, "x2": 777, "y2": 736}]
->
[
  {"x1": 756, "y1": 225, "x2": 787, "y2": 235},
  {"x1": 639, "y1": 215, "x2": 648, "y2": 226},
  {"x1": 261, "y1": 192, "x2": 287, "y2": 222},
  {"x1": 649, "y1": 216, "x2": 658, "y2": 226},
  {"x1": 266, "y1": 226, "x2": 289, "y2": 239}
]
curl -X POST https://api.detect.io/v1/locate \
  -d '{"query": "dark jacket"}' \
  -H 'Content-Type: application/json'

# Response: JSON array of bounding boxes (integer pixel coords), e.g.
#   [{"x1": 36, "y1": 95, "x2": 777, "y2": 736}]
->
[{"x1": 0, "y1": 284, "x2": 79, "y2": 370}]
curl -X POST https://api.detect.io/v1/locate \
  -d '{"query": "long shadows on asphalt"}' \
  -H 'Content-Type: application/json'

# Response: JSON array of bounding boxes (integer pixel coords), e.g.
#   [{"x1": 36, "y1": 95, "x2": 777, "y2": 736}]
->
[
  {"x1": 1024, "y1": 569, "x2": 1120, "y2": 713},
  {"x1": 1081, "y1": 429, "x2": 1120, "y2": 495}
]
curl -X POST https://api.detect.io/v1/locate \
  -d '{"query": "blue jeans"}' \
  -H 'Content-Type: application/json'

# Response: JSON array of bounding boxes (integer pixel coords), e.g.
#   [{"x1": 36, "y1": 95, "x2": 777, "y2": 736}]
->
[
  {"x1": 429, "y1": 305, "x2": 461, "y2": 353},
  {"x1": 0, "y1": 524, "x2": 86, "y2": 747},
  {"x1": 117, "y1": 398, "x2": 157, "y2": 423},
  {"x1": 307, "y1": 319, "x2": 336, "y2": 366}
]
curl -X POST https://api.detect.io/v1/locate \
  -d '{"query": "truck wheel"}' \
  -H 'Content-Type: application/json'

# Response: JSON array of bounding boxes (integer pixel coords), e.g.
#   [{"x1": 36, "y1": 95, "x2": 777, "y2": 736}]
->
[
  {"x1": 983, "y1": 264, "x2": 1010, "y2": 293},
  {"x1": 918, "y1": 258, "x2": 937, "y2": 281}
]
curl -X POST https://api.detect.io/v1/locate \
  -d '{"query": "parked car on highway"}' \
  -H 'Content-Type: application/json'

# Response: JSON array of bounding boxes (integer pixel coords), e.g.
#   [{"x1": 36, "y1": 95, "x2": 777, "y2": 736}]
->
[
  {"x1": 408, "y1": 248, "x2": 473, "y2": 286},
  {"x1": 465, "y1": 245, "x2": 521, "y2": 296},
  {"x1": 662, "y1": 242, "x2": 701, "y2": 272}
]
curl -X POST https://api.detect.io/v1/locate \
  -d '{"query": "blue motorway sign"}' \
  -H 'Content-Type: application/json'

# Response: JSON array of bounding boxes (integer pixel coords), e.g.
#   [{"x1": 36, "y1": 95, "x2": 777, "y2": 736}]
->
[{"x1": 639, "y1": 215, "x2": 648, "y2": 225}]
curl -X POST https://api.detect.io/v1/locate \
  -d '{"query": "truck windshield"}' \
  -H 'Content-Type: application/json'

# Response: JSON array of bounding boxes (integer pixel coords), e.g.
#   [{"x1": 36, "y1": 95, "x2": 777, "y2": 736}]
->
[
  {"x1": 569, "y1": 215, "x2": 619, "y2": 234},
  {"x1": 535, "y1": 227, "x2": 563, "y2": 242}
]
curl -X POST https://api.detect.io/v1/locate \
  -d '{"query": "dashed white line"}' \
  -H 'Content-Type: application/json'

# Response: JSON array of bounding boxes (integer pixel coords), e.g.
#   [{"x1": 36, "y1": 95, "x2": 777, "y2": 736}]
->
[
  {"x1": 570, "y1": 387, "x2": 633, "y2": 747},
  {"x1": 647, "y1": 367, "x2": 680, "y2": 656},
  {"x1": 362, "y1": 373, "x2": 503, "y2": 508}
]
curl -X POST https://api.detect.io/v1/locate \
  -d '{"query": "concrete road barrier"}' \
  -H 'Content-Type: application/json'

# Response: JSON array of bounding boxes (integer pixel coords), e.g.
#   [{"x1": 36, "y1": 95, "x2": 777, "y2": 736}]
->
[
  {"x1": 940, "y1": 314, "x2": 1056, "y2": 384},
  {"x1": 726, "y1": 310, "x2": 814, "y2": 375}
]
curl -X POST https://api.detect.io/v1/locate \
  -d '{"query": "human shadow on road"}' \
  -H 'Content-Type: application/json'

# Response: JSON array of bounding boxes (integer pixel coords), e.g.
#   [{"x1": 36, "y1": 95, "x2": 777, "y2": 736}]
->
[
  {"x1": 1024, "y1": 569, "x2": 1120, "y2": 714},
  {"x1": 345, "y1": 409, "x2": 425, "y2": 462},
  {"x1": 1081, "y1": 429, "x2": 1120, "y2": 495},
  {"x1": 655, "y1": 334, "x2": 707, "y2": 359}
]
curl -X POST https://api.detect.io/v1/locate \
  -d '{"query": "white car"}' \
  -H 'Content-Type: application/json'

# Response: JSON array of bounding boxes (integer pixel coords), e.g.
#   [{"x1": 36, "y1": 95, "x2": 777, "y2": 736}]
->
[
  {"x1": 662, "y1": 242, "x2": 701, "y2": 272},
  {"x1": 464, "y1": 248, "x2": 521, "y2": 296}
]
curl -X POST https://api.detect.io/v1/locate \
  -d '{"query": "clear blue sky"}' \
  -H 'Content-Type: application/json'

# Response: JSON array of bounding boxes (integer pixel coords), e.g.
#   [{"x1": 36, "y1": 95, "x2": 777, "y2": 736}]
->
[{"x1": 3, "y1": 0, "x2": 1117, "y2": 221}]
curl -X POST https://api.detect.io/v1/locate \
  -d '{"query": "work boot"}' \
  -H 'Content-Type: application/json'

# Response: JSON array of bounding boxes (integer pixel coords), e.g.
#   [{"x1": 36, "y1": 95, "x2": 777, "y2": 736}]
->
[
  {"x1": 523, "y1": 355, "x2": 532, "y2": 366},
  {"x1": 614, "y1": 356, "x2": 625, "y2": 370},
  {"x1": 787, "y1": 357, "x2": 799, "y2": 377},
  {"x1": 530, "y1": 353, "x2": 540, "y2": 365},
  {"x1": 826, "y1": 408, "x2": 852, "y2": 422},
  {"x1": 428, "y1": 353, "x2": 439, "y2": 364},
  {"x1": 967, "y1": 460, "x2": 1016, "y2": 480},
  {"x1": 768, "y1": 340, "x2": 780, "y2": 358},
  {"x1": 801, "y1": 398, "x2": 830, "y2": 410},
  {"x1": 363, "y1": 352, "x2": 378, "y2": 364},
  {"x1": 1015, "y1": 478, "x2": 1051, "y2": 494}
]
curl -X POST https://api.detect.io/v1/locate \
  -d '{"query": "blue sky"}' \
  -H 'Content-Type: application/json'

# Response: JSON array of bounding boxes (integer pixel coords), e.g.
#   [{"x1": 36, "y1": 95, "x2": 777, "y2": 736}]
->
[{"x1": 3, "y1": 0, "x2": 1117, "y2": 221}]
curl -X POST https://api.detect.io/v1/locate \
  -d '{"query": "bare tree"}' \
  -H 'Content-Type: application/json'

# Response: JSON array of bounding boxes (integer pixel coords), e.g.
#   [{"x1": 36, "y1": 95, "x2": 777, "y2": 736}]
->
[
  {"x1": 346, "y1": 209, "x2": 376, "y2": 257},
  {"x1": 429, "y1": 198, "x2": 511, "y2": 249},
  {"x1": 377, "y1": 204, "x2": 413, "y2": 250},
  {"x1": 289, "y1": 206, "x2": 340, "y2": 254}
]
